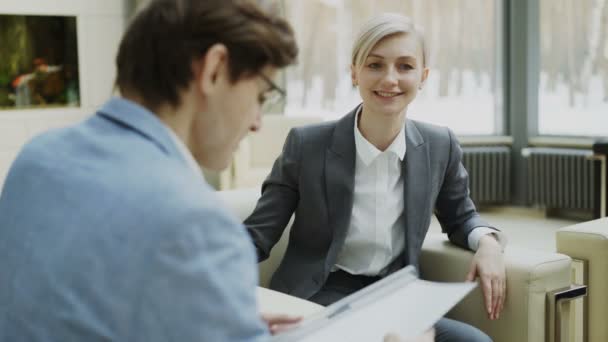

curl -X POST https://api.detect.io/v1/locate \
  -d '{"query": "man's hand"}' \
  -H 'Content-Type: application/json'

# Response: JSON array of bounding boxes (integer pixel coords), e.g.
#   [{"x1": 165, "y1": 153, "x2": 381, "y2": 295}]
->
[
  {"x1": 466, "y1": 234, "x2": 506, "y2": 320},
  {"x1": 383, "y1": 329, "x2": 435, "y2": 342},
  {"x1": 261, "y1": 313, "x2": 302, "y2": 335}
]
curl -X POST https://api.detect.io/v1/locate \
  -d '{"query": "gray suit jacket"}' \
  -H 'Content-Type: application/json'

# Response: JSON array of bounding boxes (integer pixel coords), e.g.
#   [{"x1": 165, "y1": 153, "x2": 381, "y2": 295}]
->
[{"x1": 246, "y1": 106, "x2": 494, "y2": 300}]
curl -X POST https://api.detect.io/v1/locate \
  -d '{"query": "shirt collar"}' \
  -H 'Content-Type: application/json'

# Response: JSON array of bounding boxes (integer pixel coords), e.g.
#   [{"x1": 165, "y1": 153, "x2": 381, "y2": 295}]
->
[
  {"x1": 353, "y1": 106, "x2": 407, "y2": 166},
  {"x1": 163, "y1": 124, "x2": 203, "y2": 178}
]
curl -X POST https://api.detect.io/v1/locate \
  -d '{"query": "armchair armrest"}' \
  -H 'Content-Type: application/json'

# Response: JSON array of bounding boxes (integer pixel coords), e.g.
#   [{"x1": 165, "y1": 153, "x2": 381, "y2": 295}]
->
[
  {"x1": 420, "y1": 234, "x2": 572, "y2": 342},
  {"x1": 556, "y1": 218, "x2": 608, "y2": 342}
]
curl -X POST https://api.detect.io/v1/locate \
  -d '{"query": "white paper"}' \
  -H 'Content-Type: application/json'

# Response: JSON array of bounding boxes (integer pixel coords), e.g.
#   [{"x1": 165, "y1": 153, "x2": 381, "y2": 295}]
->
[{"x1": 272, "y1": 274, "x2": 475, "y2": 342}]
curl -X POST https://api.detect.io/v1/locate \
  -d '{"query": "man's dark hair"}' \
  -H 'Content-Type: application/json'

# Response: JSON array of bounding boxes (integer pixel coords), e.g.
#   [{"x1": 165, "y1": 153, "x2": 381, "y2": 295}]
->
[{"x1": 115, "y1": 0, "x2": 298, "y2": 109}]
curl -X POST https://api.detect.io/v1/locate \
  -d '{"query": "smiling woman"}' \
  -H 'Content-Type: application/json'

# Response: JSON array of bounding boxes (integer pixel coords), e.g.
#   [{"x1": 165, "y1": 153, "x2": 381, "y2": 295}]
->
[
  {"x1": 280, "y1": 0, "x2": 503, "y2": 135},
  {"x1": 244, "y1": 12, "x2": 502, "y2": 342},
  {"x1": 350, "y1": 14, "x2": 429, "y2": 146}
]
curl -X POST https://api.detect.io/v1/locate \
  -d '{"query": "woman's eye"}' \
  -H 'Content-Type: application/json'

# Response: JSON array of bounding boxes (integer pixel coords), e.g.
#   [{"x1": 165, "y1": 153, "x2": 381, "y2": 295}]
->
[
  {"x1": 368, "y1": 62, "x2": 382, "y2": 69},
  {"x1": 399, "y1": 64, "x2": 413, "y2": 70},
  {"x1": 258, "y1": 93, "x2": 266, "y2": 104}
]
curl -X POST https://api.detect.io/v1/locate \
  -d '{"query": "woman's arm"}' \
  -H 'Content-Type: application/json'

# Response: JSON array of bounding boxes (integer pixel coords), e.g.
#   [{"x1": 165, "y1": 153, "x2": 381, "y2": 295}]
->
[{"x1": 245, "y1": 128, "x2": 302, "y2": 261}]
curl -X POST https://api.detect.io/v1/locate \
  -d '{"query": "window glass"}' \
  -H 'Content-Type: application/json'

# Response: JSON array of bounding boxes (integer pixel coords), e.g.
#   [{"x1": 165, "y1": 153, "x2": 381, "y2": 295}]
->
[
  {"x1": 539, "y1": 0, "x2": 608, "y2": 136},
  {"x1": 281, "y1": 0, "x2": 503, "y2": 135}
]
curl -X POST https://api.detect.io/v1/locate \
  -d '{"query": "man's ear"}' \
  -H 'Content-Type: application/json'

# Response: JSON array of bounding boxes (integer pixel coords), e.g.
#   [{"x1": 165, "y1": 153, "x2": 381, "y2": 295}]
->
[{"x1": 194, "y1": 43, "x2": 229, "y2": 95}]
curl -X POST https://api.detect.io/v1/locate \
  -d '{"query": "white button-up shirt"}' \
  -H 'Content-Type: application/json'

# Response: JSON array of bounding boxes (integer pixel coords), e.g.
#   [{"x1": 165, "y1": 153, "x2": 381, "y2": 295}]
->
[{"x1": 335, "y1": 108, "x2": 504, "y2": 276}]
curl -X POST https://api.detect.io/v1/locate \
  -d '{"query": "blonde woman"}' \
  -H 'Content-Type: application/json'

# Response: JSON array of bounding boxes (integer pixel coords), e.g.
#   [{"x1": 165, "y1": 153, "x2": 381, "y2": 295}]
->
[{"x1": 246, "y1": 13, "x2": 505, "y2": 341}]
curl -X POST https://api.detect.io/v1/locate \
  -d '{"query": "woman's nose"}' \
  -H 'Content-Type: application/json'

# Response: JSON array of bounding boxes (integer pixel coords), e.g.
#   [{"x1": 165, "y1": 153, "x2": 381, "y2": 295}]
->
[{"x1": 381, "y1": 66, "x2": 399, "y2": 85}]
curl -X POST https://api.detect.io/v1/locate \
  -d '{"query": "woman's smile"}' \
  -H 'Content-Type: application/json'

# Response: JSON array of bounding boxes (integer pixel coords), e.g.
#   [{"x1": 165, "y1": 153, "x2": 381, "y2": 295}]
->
[{"x1": 373, "y1": 90, "x2": 404, "y2": 98}]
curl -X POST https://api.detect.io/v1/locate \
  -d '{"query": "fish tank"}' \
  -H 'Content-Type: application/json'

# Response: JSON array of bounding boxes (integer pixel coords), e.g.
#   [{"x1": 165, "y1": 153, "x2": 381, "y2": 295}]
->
[{"x1": 0, "y1": 14, "x2": 80, "y2": 110}]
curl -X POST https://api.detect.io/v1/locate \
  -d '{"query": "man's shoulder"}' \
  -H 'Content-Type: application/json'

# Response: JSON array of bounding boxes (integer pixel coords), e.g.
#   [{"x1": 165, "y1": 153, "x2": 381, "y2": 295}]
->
[
  {"x1": 5, "y1": 117, "x2": 231, "y2": 230},
  {"x1": 148, "y1": 175, "x2": 238, "y2": 226}
]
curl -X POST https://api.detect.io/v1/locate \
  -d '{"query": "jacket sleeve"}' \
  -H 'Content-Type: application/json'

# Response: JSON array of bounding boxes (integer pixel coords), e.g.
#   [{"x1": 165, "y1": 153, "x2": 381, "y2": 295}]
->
[
  {"x1": 137, "y1": 206, "x2": 269, "y2": 342},
  {"x1": 434, "y1": 128, "x2": 498, "y2": 250},
  {"x1": 245, "y1": 128, "x2": 302, "y2": 262}
]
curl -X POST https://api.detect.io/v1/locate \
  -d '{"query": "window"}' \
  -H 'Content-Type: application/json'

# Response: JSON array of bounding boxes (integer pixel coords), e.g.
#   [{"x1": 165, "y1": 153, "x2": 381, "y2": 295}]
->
[
  {"x1": 538, "y1": 0, "x2": 608, "y2": 137},
  {"x1": 280, "y1": 0, "x2": 503, "y2": 135}
]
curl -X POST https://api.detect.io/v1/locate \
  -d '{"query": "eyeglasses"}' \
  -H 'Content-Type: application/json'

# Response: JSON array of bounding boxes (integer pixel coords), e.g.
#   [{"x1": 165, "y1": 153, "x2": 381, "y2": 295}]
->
[{"x1": 259, "y1": 73, "x2": 286, "y2": 112}]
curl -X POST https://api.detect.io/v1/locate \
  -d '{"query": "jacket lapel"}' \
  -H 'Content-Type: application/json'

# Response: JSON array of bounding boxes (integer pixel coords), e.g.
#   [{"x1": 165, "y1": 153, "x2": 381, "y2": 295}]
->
[
  {"x1": 324, "y1": 107, "x2": 358, "y2": 267},
  {"x1": 402, "y1": 120, "x2": 430, "y2": 268}
]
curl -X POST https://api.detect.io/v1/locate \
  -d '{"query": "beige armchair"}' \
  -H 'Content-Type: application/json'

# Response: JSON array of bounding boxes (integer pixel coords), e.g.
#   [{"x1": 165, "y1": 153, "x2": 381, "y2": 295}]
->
[
  {"x1": 218, "y1": 188, "x2": 576, "y2": 342},
  {"x1": 556, "y1": 218, "x2": 608, "y2": 342}
]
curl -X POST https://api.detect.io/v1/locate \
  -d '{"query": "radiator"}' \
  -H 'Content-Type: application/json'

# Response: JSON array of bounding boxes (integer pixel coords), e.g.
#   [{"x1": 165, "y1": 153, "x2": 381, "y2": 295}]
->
[
  {"x1": 461, "y1": 146, "x2": 511, "y2": 204},
  {"x1": 522, "y1": 147, "x2": 599, "y2": 212}
]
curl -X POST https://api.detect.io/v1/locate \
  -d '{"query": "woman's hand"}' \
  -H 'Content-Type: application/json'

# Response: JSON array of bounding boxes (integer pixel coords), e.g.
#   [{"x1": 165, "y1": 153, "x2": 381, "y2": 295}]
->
[
  {"x1": 261, "y1": 313, "x2": 302, "y2": 335},
  {"x1": 466, "y1": 234, "x2": 506, "y2": 320}
]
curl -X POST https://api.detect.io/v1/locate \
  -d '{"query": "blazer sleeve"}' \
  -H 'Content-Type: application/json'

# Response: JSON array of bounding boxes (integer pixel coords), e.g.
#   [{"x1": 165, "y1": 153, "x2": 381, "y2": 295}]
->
[
  {"x1": 245, "y1": 128, "x2": 302, "y2": 262},
  {"x1": 434, "y1": 128, "x2": 497, "y2": 250},
  {"x1": 137, "y1": 207, "x2": 269, "y2": 342}
]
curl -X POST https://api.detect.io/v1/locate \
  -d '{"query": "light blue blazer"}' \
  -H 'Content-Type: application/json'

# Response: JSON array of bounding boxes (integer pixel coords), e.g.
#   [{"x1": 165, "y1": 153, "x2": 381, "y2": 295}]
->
[{"x1": 0, "y1": 98, "x2": 268, "y2": 341}]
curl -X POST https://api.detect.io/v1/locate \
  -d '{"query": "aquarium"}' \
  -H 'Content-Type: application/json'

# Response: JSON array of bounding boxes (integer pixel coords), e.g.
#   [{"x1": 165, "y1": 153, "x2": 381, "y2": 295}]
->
[{"x1": 0, "y1": 14, "x2": 79, "y2": 110}]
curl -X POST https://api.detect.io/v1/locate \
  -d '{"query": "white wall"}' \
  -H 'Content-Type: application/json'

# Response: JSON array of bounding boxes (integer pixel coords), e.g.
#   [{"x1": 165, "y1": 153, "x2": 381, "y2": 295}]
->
[{"x1": 0, "y1": 0, "x2": 126, "y2": 188}]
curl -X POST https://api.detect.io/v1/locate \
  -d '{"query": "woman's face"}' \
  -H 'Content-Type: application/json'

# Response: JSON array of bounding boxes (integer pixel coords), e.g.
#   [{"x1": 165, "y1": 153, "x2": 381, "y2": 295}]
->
[{"x1": 352, "y1": 33, "x2": 429, "y2": 119}]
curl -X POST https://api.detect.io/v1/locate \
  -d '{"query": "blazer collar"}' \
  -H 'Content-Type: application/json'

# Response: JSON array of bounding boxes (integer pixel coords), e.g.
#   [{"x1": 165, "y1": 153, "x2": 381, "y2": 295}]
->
[
  {"x1": 329, "y1": 105, "x2": 358, "y2": 158},
  {"x1": 405, "y1": 118, "x2": 425, "y2": 149},
  {"x1": 401, "y1": 119, "x2": 430, "y2": 268},
  {"x1": 96, "y1": 97, "x2": 183, "y2": 161},
  {"x1": 324, "y1": 106, "x2": 358, "y2": 267},
  {"x1": 331, "y1": 104, "x2": 426, "y2": 157}
]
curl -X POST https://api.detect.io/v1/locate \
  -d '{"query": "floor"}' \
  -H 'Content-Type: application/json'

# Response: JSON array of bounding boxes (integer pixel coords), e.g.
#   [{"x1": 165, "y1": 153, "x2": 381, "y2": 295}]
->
[{"x1": 428, "y1": 206, "x2": 582, "y2": 253}]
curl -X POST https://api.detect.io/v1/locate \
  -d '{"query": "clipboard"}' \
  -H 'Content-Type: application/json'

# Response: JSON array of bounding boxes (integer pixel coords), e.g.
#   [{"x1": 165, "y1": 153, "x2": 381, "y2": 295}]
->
[{"x1": 272, "y1": 266, "x2": 476, "y2": 341}]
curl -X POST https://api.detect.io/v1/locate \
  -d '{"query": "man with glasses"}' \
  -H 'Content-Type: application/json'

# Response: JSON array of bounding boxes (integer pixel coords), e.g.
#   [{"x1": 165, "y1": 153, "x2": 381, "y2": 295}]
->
[
  {"x1": 259, "y1": 73, "x2": 287, "y2": 113},
  {"x1": 0, "y1": 0, "x2": 298, "y2": 340}
]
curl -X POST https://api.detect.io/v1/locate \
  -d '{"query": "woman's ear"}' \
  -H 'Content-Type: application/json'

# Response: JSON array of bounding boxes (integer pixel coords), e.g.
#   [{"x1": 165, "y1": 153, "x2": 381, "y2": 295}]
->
[
  {"x1": 350, "y1": 64, "x2": 358, "y2": 87},
  {"x1": 194, "y1": 43, "x2": 229, "y2": 95},
  {"x1": 419, "y1": 67, "x2": 430, "y2": 90}
]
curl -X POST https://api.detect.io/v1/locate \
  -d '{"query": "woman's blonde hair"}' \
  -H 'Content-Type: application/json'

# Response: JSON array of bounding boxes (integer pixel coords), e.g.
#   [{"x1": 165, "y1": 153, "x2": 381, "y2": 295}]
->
[{"x1": 351, "y1": 13, "x2": 428, "y2": 70}]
